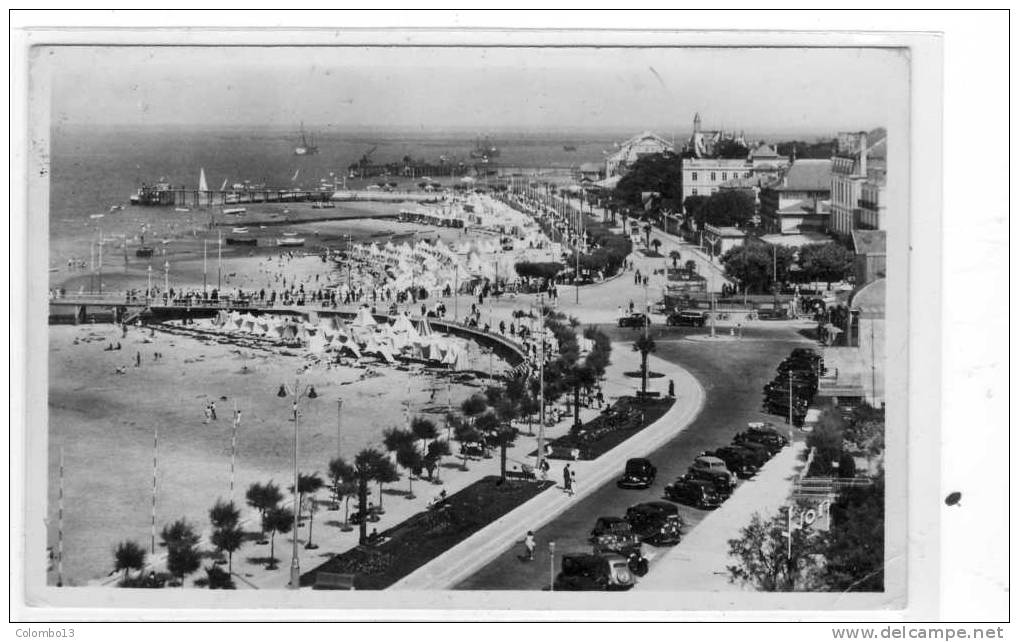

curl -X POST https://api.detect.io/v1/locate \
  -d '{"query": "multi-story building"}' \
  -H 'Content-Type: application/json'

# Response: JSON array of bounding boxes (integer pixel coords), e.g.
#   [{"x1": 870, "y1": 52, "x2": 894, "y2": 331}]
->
[
  {"x1": 605, "y1": 131, "x2": 674, "y2": 176},
  {"x1": 830, "y1": 130, "x2": 887, "y2": 237},
  {"x1": 681, "y1": 143, "x2": 789, "y2": 203},
  {"x1": 758, "y1": 159, "x2": 833, "y2": 234}
]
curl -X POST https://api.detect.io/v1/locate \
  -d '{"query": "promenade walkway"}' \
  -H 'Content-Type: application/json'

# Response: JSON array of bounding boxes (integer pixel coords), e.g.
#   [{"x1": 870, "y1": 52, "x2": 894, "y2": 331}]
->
[{"x1": 635, "y1": 440, "x2": 807, "y2": 592}]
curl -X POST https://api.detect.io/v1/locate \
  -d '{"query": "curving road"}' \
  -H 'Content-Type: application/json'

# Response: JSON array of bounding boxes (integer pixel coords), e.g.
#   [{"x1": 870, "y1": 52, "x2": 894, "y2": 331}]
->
[{"x1": 456, "y1": 322, "x2": 812, "y2": 590}]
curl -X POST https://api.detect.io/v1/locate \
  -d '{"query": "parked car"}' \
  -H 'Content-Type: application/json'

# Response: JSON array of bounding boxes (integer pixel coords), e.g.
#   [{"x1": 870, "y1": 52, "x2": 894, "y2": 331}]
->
[
  {"x1": 683, "y1": 468, "x2": 736, "y2": 499},
  {"x1": 625, "y1": 501, "x2": 683, "y2": 546},
  {"x1": 589, "y1": 517, "x2": 649, "y2": 576},
  {"x1": 618, "y1": 313, "x2": 651, "y2": 328},
  {"x1": 690, "y1": 455, "x2": 734, "y2": 480},
  {"x1": 617, "y1": 457, "x2": 657, "y2": 489},
  {"x1": 666, "y1": 310, "x2": 706, "y2": 327},
  {"x1": 706, "y1": 446, "x2": 759, "y2": 479},
  {"x1": 727, "y1": 440, "x2": 771, "y2": 469},
  {"x1": 554, "y1": 553, "x2": 636, "y2": 591},
  {"x1": 664, "y1": 477, "x2": 722, "y2": 509},
  {"x1": 744, "y1": 422, "x2": 790, "y2": 452}
]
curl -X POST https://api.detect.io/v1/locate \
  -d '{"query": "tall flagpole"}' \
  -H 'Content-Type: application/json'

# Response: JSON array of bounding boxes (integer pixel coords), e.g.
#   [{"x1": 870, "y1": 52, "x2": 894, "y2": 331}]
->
[
  {"x1": 57, "y1": 444, "x2": 64, "y2": 587},
  {"x1": 231, "y1": 402, "x2": 240, "y2": 499},
  {"x1": 203, "y1": 239, "x2": 208, "y2": 295},
  {"x1": 151, "y1": 427, "x2": 158, "y2": 555},
  {"x1": 217, "y1": 230, "x2": 223, "y2": 292},
  {"x1": 536, "y1": 293, "x2": 546, "y2": 471}
]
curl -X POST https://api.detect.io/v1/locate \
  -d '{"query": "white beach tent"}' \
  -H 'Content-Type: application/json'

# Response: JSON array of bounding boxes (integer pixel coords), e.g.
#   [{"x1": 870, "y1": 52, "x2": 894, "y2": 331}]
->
[{"x1": 351, "y1": 307, "x2": 378, "y2": 328}]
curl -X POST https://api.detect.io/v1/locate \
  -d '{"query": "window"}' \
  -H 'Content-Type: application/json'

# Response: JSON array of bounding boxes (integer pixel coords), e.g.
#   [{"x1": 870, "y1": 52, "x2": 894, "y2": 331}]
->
[
  {"x1": 691, "y1": 172, "x2": 698, "y2": 181},
  {"x1": 691, "y1": 188, "x2": 698, "y2": 196},
  {"x1": 710, "y1": 172, "x2": 716, "y2": 181},
  {"x1": 722, "y1": 172, "x2": 727, "y2": 181}
]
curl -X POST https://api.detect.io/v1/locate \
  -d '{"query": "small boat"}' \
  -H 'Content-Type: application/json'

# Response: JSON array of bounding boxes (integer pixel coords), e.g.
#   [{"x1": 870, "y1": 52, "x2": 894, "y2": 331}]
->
[
  {"x1": 563, "y1": 145, "x2": 577, "y2": 152},
  {"x1": 226, "y1": 237, "x2": 257, "y2": 246},
  {"x1": 160, "y1": 239, "x2": 172, "y2": 245},
  {"x1": 282, "y1": 231, "x2": 298, "y2": 237},
  {"x1": 89, "y1": 213, "x2": 105, "y2": 219},
  {"x1": 175, "y1": 207, "x2": 190, "y2": 212},
  {"x1": 276, "y1": 237, "x2": 306, "y2": 247},
  {"x1": 135, "y1": 246, "x2": 155, "y2": 258},
  {"x1": 231, "y1": 227, "x2": 249, "y2": 234},
  {"x1": 222, "y1": 207, "x2": 247, "y2": 216},
  {"x1": 109, "y1": 205, "x2": 124, "y2": 212}
]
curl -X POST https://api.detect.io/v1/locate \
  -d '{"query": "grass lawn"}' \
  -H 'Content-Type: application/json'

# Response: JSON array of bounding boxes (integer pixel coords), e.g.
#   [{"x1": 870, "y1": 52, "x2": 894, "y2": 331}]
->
[{"x1": 301, "y1": 476, "x2": 554, "y2": 589}]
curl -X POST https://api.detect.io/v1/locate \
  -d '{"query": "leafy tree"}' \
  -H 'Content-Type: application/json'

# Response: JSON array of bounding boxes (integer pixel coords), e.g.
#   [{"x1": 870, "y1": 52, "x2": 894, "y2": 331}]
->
[
  {"x1": 721, "y1": 243, "x2": 795, "y2": 293},
  {"x1": 395, "y1": 442, "x2": 423, "y2": 498},
  {"x1": 204, "y1": 564, "x2": 236, "y2": 590},
  {"x1": 798, "y1": 242, "x2": 854, "y2": 288},
  {"x1": 262, "y1": 506, "x2": 294, "y2": 570},
  {"x1": 474, "y1": 411, "x2": 519, "y2": 481},
  {"x1": 633, "y1": 334, "x2": 656, "y2": 396},
  {"x1": 514, "y1": 261, "x2": 565, "y2": 282},
  {"x1": 450, "y1": 414, "x2": 482, "y2": 470},
  {"x1": 160, "y1": 518, "x2": 199, "y2": 550},
  {"x1": 727, "y1": 512, "x2": 823, "y2": 591},
  {"x1": 684, "y1": 259, "x2": 697, "y2": 275},
  {"x1": 245, "y1": 481, "x2": 282, "y2": 539},
  {"x1": 410, "y1": 417, "x2": 439, "y2": 453},
  {"x1": 806, "y1": 406, "x2": 847, "y2": 476},
  {"x1": 209, "y1": 499, "x2": 240, "y2": 531},
  {"x1": 460, "y1": 394, "x2": 489, "y2": 420},
  {"x1": 425, "y1": 440, "x2": 451, "y2": 481},
  {"x1": 383, "y1": 426, "x2": 415, "y2": 456},
  {"x1": 683, "y1": 195, "x2": 708, "y2": 222},
  {"x1": 166, "y1": 540, "x2": 202, "y2": 588},
  {"x1": 210, "y1": 525, "x2": 243, "y2": 574},
  {"x1": 113, "y1": 540, "x2": 146, "y2": 585},
  {"x1": 612, "y1": 152, "x2": 684, "y2": 212},
  {"x1": 699, "y1": 190, "x2": 756, "y2": 228},
  {"x1": 567, "y1": 364, "x2": 598, "y2": 428},
  {"x1": 821, "y1": 475, "x2": 885, "y2": 591},
  {"x1": 352, "y1": 448, "x2": 392, "y2": 545},
  {"x1": 327, "y1": 457, "x2": 357, "y2": 515},
  {"x1": 293, "y1": 473, "x2": 324, "y2": 549}
]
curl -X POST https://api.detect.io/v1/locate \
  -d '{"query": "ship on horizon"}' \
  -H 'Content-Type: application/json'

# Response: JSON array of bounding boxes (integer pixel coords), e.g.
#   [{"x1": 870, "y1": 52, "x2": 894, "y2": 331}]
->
[
  {"x1": 469, "y1": 136, "x2": 500, "y2": 160},
  {"x1": 294, "y1": 122, "x2": 319, "y2": 156}
]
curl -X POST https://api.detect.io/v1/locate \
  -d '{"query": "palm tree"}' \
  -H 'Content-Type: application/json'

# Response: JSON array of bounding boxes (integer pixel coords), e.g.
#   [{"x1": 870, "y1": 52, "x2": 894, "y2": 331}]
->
[
  {"x1": 210, "y1": 525, "x2": 243, "y2": 574},
  {"x1": 451, "y1": 415, "x2": 481, "y2": 470},
  {"x1": 669, "y1": 250, "x2": 681, "y2": 268},
  {"x1": 262, "y1": 506, "x2": 294, "y2": 570},
  {"x1": 374, "y1": 457, "x2": 400, "y2": 514},
  {"x1": 651, "y1": 238, "x2": 662, "y2": 255},
  {"x1": 633, "y1": 334, "x2": 657, "y2": 396},
  {"x1": 113, "y1": 540, "x2": 146, "y2": 585},
  {"x1": 685, "y1": 259, "x2": 697, "y2": 275},
  {"x1": 353, "y1": 448, "x2": 390, "y2": 545},
  {"x1": 568, "y1": 364, "x2": 598, "y2": 428},
  {"x1": 293, "y1": 473, "x2": 324, "y2": 549},
  {"x1": 245, "y1": 481, "x2": 282, "y2": 542},
  {"x1": 166, "y1": 540, "x2": 201, "y2": 588},
  {"x1": 383, "y1": 426, "x2": 415, "y2": 457},
  {"x1": 643, "y1": 223, "x2": 653, "y2": 248},
  {"x1": 395, "y1": 442, "x2": 423, "y2": 498},
  {"x1": 476, "y1": 411, "x2": 518, "y2": 481},
  {"x1": 425, "y1": 440, "x2": 451, "y2": 481}
]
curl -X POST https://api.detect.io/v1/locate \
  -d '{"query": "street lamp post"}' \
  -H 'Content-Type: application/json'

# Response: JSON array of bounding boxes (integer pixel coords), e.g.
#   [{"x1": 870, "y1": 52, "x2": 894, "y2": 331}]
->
[
  {"x1": 163, "y1": 261, "x2": 169, "y2": 300},
  {"x1": 278, "y1": 380, "x2": 317, "y2": 589},
  {"x1": 147, "y1": 264, "x2": 153, "y2": 303},
  {"x1": 549, "y1": 541, "x2": 556, "y2": 592},
  {"x1": 217, "y1": 230, "x2": 223, "y2": 292}
]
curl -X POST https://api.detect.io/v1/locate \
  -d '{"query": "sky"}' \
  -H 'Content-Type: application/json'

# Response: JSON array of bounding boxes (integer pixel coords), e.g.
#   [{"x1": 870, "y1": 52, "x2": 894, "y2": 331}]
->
[{"x1": 39, "y1": 45, "x2": 907, "y2": 136}]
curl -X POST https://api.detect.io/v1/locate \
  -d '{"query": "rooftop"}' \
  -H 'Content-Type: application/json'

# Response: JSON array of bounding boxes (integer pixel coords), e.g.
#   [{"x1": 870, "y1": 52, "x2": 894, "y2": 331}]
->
[
  {"x1": 777, "y1": 199, "x2": 831, "y2": 215},
  {"x1": 851, "y1": 229, "x2": 887, "y2": 255},
  {"x1": 772, "y1": 159, "x2": 833, "y2": 192},
  {"x1": 760, "y1": 232, "x2": 833, "y2": 247}
]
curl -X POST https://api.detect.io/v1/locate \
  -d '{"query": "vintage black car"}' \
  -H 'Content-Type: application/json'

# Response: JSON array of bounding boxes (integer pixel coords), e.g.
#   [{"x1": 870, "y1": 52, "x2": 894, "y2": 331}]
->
[
  {"x1": 743, "y1": 422, "x2": 790, "y2": 452},
  {"x1": 589, "y1": 517, "x2": 649, "y2": 576},
  {"x1": 554, "y1": 553, "x2": 635, "y2": 591},
  {"x1": 617, "y1": 457, "x2": 657, "y2": 489},
  {"x1": 728, "y1": 440, "x2": 771, "y2": 469},
  {"x1": 625, "y1": 501, "x2": 683, "y2": 546},
  {"x1": 666, "y1": 310, "x2": 706, "y2": 327},
  {"x1": 683, "y1": 468, "x2": 736, "y2": 499},
  {"x1": 618, "y1": 313, "x2": 651, "y2": 328},
  {"x1": 706, "y1": 446, "x2": 759, "y2": 479},
  {"x1": 664, "y1": 478, "x2": 722, "y2": 509}
]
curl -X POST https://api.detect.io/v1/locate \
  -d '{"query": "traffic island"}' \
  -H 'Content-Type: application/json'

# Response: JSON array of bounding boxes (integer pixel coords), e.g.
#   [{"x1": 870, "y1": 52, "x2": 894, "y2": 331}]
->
[
  {"x1": 300, "y1": 476, "x2": 554, "y2": 589},
  {"x1": 535, "y1": 396, "x2": 676, "y2": 461}
]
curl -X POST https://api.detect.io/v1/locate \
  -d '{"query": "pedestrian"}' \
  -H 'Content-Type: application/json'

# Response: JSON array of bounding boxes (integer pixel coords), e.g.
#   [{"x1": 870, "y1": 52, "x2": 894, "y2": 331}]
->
[
  {"x1": 668, "y1": 379, "x2": 675, "y2": 398},
  {"x1": 210, "y1": 401, "x2": 217, "y2": 421},
  {"x1": 523, "y1": 531, "x2": 536, "y2": 561},
  {"x1": 135, "y1": 351, "x2": 141, "y2": 367},
  {"x1": 203, "y1": 404, "x2": 211, "y2": 425},
  {"x1": 570, "y1": 469, "x2": 577, "y2": 495},
  {"x1": 628, "y1": 300, "x2": 635, "y2": 314},
  {"x1": 563, "y1": 464, "x2": 572, "y2": 495}
]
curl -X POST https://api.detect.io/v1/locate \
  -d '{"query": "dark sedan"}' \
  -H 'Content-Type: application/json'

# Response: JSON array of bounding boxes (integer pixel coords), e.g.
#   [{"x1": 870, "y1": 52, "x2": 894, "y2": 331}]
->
[
  {"x1": 617, "y1": 457, "x2": 657, "y2": 489},
  {"x1": 618, "y1": 313, "x2": 651, "y2": 328}
]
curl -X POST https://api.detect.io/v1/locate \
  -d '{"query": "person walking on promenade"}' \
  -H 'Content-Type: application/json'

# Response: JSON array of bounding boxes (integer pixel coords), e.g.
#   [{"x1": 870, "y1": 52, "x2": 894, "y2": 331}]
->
[
  {"x1": 563, "y1": 464, "x2": 573, "y2": 496},
  {"x1": 135, "y1": 351, "x2": 141, "y2": 367},
  {"x1": 524, "y1": 531, "x2": 536, "y2": 561},
  {"x1": 668, "y1": 379, "x2": 675, "y2": 398},
  {"x1": 210, "y1": 401, "x2": 217, "y2": 421},
  {"x1": 203, "y1": 403, "x2": 211, "y2": 425},
  {"x1": 571, "y1": 469, "x2": 577, "y2": 495}
]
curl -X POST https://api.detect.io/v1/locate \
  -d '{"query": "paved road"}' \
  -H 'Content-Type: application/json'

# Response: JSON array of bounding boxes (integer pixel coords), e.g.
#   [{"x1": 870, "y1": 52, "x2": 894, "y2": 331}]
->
[{"x1": 455, "y1": 323, "x2": 812, "y2": 590}]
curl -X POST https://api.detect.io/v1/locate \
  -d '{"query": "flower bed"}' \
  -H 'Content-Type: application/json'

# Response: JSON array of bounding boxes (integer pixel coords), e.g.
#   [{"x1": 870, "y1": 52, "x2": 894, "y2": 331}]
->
[
  {"x1": 539, "y1": 396, "x2": 675, "y2": 461},
  {"x1": 300, "y1": 476, "x2": 553, "y2": 589}
]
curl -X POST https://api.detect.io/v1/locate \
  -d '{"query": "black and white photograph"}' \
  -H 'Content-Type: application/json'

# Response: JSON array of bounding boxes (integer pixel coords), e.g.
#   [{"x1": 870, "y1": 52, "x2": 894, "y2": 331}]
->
[{"x1": 8, "y1": 10, "x2": 1008, "y2": 630}]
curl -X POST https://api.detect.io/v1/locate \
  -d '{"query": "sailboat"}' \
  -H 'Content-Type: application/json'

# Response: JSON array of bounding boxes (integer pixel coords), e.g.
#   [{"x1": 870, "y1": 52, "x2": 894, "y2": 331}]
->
[
  {"x1": 199, "y1": 168, "x2": 209, "y2": 192},
  {"x1": 291, "y1": 168, "x2": 300, "y2": 182},
  {"x1": 220, "y1": 177, "x2": 229, "y2": 191},
  {"x1": 293, "y1": 122, "x2": 319, "y2": 156}
]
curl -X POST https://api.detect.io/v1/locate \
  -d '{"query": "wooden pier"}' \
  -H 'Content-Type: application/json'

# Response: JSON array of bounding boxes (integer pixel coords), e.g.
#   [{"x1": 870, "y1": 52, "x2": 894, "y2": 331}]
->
[{"x1": 133, "y1": 186, "x2": 335, "y2": 208}]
